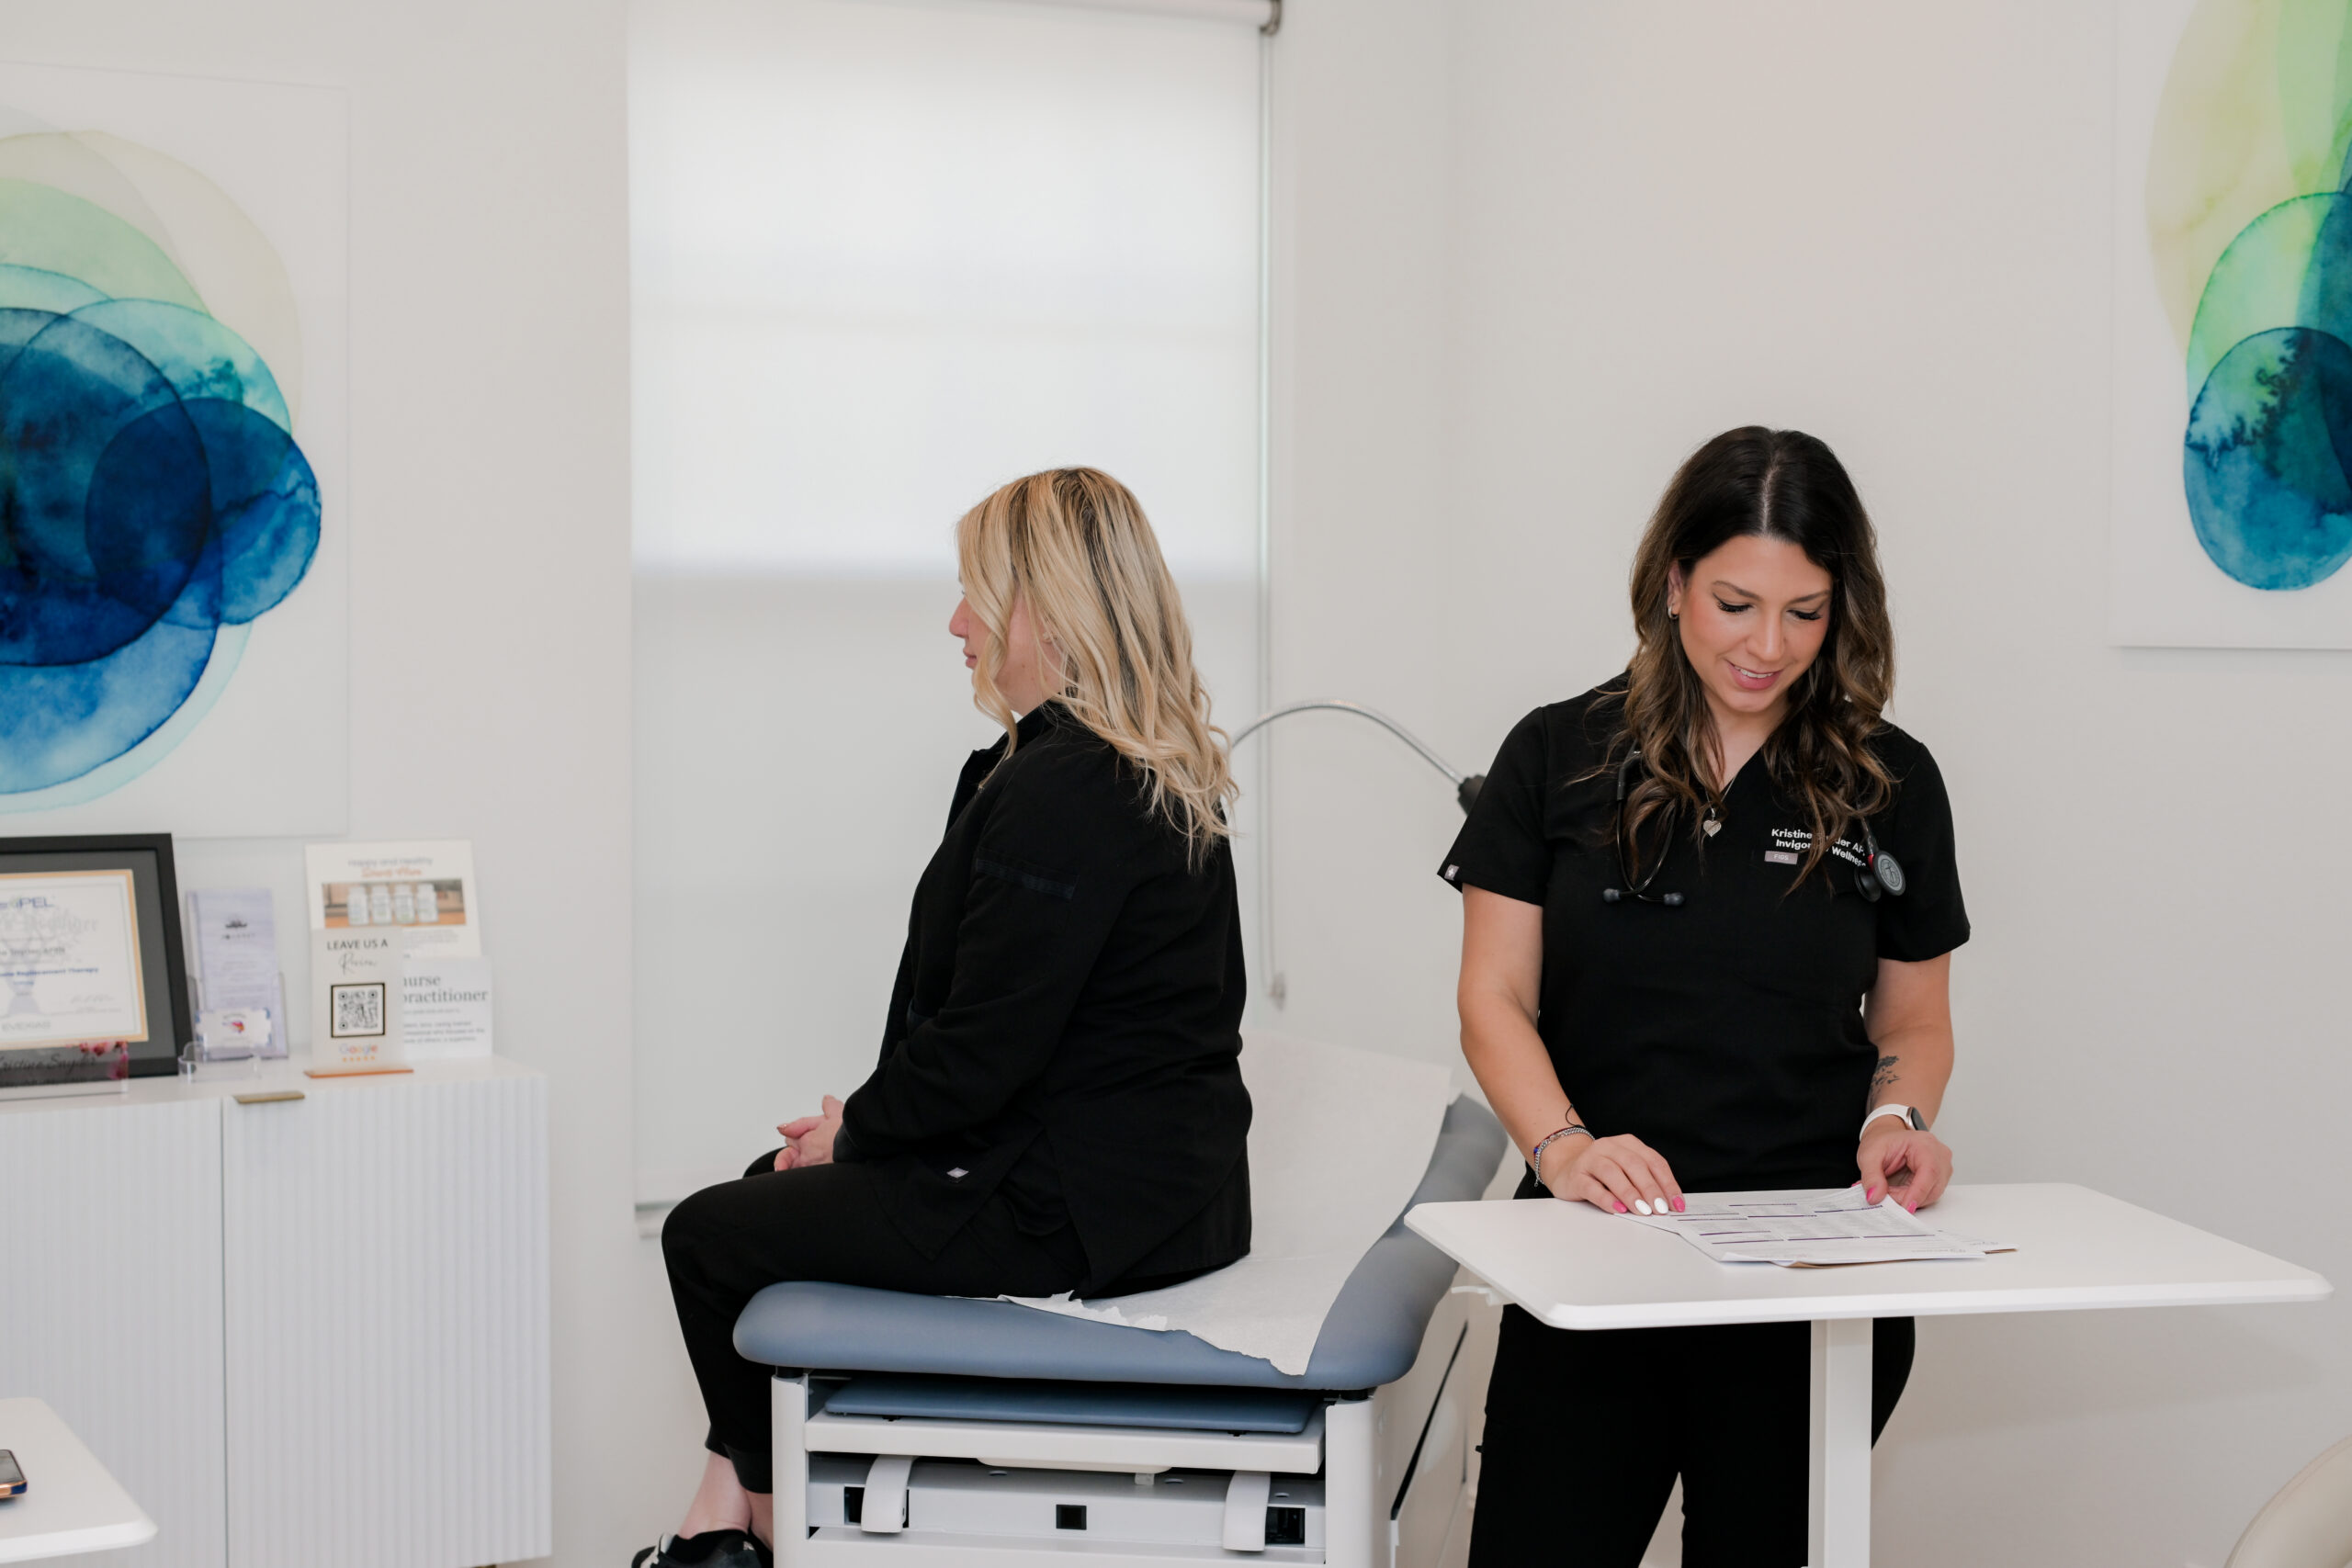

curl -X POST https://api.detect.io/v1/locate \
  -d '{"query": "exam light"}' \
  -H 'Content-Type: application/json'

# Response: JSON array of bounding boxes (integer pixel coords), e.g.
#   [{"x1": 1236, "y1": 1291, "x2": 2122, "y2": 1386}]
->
[{"x1": 1229, "y1": 700, "x2": 1483, "y2": 813}]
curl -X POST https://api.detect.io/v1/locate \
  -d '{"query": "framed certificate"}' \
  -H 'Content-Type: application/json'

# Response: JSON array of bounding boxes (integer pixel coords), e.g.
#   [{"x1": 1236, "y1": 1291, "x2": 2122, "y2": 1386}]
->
[{"x1": 0, "y1": 835, "x2": 193, "y2": 1083}]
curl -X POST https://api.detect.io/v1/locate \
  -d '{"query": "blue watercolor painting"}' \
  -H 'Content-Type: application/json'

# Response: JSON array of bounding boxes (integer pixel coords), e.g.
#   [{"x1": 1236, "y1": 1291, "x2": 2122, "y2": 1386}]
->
[{"x1": 0, "y1": 170, "x2": 319, "y2": 796}]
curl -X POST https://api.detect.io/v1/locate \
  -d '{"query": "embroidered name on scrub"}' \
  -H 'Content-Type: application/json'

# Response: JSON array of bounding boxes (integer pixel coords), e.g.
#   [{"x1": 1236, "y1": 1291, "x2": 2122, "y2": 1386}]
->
[{"x1": 1764, "y1": 827, "x2": 1869, "y2": 868}]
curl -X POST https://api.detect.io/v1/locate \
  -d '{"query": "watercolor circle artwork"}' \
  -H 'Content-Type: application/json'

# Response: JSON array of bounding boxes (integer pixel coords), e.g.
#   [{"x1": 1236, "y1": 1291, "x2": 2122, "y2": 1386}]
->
[
  {"x1": 2150, "y1": 0, "x2": 2352, "y2": 592},
  {"x1": 0, "y1": 125, "x2": 318, "y2": 798}
]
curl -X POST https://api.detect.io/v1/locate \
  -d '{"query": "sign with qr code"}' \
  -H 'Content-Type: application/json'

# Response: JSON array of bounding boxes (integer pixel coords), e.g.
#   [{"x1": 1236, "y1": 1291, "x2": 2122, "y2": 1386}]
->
[
  {"x1": 310, "y1": 928, "x2": 406, "y2": 1073},
  {"x1": 331, "y1": 982, "x2": 385, "y2": 1038}
]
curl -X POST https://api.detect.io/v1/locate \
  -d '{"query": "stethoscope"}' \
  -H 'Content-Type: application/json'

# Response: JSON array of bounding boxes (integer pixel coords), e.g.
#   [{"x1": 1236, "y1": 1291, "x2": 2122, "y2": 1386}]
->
[{"x1": 1599, "y1": 749, "x2": 1906, "y2": 907}]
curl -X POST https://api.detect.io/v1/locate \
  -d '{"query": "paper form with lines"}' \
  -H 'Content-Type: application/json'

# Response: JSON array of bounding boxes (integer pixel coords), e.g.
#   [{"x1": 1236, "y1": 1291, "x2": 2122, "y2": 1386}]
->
[{"x1": 1624, "y1": 1189, "x2": 2015, "y2": 1267}]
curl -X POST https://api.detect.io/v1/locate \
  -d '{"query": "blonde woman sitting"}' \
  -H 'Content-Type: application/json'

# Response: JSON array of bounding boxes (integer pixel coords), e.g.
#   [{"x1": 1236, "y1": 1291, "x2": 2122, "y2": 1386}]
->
[{"x1": 643, "y1": 468, "x2": 1253, "y2": 1568}]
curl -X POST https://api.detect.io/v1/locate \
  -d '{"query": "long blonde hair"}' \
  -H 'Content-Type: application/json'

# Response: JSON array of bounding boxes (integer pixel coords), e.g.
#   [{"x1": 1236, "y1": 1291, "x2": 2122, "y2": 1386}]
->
[{"x1": 956, "y1": 468, "x2": 1236, "y2": 863}]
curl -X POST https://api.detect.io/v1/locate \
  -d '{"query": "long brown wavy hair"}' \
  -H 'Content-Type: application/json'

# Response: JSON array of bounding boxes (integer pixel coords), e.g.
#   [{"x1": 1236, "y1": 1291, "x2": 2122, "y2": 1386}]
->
[
  {"x1": 1600, "y1": 427, "x2": 1896, "y2": 885},
  {"x1": 957, "y1": 468, "x2": 1236, "y2": 865}
]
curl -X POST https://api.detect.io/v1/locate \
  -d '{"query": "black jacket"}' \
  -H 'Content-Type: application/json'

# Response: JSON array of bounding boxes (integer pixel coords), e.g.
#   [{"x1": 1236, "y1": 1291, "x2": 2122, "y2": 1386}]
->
[{"x1": 836, "y1": 702, "x2": 1251, "y2": 1294}]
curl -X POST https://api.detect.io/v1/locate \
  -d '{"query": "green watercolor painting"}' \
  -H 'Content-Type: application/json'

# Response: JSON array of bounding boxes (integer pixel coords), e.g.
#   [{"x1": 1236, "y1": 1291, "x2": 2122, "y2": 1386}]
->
[{"x1": 2152, "y1": 0, "x2": 2352, "y2": 590}]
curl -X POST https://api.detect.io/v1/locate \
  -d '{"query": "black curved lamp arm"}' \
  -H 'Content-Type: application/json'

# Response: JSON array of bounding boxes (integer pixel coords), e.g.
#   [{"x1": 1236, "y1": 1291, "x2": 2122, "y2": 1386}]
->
[{"x1": 1229, "y1": 700, "x2": 1485, "y2": 813}]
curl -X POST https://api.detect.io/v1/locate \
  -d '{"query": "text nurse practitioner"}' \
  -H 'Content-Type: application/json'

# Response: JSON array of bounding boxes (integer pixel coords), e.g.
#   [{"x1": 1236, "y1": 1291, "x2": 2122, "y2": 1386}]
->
[{"x1": 1440, "y1": 428, "x2": 1970, "y2": 1567}]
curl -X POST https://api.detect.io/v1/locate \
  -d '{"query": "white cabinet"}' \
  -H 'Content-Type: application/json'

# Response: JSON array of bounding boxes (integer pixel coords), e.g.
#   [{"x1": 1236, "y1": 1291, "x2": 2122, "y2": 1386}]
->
[
  {"x1": 0, "y1": 1058, "x2": 549, "y2": 1568},
  {"x1": 0, "y1": 1096, "x2": 224, "y2": 1568}
]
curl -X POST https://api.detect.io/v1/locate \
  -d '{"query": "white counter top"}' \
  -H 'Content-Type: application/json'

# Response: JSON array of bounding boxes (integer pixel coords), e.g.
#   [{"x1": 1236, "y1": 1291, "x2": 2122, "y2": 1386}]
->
[{"x1": 0, "y1": 1054, "x2": 541, "y2": 1120}]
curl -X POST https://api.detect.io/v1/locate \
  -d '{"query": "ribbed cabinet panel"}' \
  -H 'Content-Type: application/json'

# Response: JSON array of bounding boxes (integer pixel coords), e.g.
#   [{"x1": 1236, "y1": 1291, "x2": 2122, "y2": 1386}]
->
[
  {"x1": 0, "y1": 1096, "x2": 227, "y2": 1568},
  {"x1": 221, "y1": 1074, "x2": 550, "y2": 1568}
]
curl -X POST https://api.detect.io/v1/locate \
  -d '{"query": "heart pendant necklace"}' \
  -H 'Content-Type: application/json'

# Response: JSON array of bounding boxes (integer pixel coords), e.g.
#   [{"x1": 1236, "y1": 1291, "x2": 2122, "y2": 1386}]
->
[{"x1": 1702, "y1": 805, "x2": 1722, "y2": 838}]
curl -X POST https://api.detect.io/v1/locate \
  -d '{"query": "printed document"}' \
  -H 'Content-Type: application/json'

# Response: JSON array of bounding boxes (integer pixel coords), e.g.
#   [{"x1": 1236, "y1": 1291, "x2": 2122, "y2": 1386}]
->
[
  {"x1": 1625, "y1": 1189, "x2": 2011, "y2": 1267},
  {"x1": 187, "y1": 887, "x2": 286, "y2": 1018},
  {"x1": 0, "y1": 869, "x2": 147, "y2": 1048}
]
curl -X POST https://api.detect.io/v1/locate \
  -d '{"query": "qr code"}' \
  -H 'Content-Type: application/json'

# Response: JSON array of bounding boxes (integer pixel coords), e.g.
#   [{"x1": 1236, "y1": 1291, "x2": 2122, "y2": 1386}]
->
[{"x1": 332, "y1": 983, "x2": 385, "y2": 1037}]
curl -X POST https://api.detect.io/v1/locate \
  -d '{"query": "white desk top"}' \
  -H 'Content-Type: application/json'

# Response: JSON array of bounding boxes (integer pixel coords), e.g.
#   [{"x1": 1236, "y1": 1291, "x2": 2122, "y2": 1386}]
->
[
  {"x1": 0, "y1": 1399, "x2": 155, "y2": 1563},
  {"x1": 1405, "y1": 1182, "x2": 2333, "y2": 1330}
]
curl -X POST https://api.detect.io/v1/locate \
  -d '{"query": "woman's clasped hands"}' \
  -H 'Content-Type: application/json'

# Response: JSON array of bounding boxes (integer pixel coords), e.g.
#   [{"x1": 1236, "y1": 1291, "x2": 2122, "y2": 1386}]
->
[
  {"x1": 1543, "y1": 1131, "x2": 1685, "y2": 1215},
  {"x1": 774, "y1": 1094, "x2": 845, "y2": 1171}
]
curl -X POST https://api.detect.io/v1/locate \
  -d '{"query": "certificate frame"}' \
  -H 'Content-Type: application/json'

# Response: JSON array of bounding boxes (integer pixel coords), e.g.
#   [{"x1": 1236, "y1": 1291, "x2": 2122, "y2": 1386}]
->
[{"x1": 0, "y1": 834, "x2": 193, "y2": 1080}]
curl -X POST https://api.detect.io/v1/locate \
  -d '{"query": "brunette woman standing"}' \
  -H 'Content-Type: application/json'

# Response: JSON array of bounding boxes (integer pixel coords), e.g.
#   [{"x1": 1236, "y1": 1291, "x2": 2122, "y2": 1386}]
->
[{"x1": 1442, "y1": 428, "x2": 1969, "y2": 1566}]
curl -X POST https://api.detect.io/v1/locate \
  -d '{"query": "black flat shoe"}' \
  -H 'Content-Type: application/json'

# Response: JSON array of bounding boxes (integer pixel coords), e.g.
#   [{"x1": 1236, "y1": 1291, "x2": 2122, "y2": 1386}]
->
[{"x1": 631, "y1": 1529, "x2": 771, "y2": 1568}]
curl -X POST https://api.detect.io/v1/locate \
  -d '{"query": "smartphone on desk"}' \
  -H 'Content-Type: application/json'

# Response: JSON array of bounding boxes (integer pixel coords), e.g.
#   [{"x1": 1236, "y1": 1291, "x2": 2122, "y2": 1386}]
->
[{"x1": 0, "y1": 1450, "x2": 23, "y2": 1498}]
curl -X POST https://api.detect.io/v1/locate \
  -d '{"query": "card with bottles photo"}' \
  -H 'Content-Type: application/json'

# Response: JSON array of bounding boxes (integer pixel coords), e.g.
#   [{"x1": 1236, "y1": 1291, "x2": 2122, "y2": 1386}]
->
[{"x1": 303, "y1": 841, "x2": 481, "y2": 959}]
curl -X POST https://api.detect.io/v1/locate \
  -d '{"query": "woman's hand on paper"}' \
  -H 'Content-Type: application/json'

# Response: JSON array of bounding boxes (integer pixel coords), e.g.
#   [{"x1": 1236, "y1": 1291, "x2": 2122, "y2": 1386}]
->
[
  {"x1": 1857, "y1": 1121, "x2": 1951, "y2": 1213},
  {"x1": 1545, "y1": 1133, "x2": 1684, "y2": 1216},
  {"x1": 775, "y1": 1095, "x2": 844, "y2": 1171}
]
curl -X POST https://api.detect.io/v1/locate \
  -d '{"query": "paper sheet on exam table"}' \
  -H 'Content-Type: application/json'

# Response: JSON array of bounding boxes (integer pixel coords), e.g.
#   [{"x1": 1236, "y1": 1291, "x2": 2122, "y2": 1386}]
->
[
  {"x1": 995, "y1": 1032, "x2": 1453, "y2": 1373},
  {"x1": 1623, "y1": 1189, "x2": 2015, "y2": 1268}
]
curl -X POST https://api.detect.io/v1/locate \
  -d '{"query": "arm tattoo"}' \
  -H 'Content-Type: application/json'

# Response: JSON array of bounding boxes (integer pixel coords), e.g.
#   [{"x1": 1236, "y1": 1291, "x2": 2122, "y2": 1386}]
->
[{"x1": 1871, "y1": 1055, "x2": 1901, "y2": 1089}]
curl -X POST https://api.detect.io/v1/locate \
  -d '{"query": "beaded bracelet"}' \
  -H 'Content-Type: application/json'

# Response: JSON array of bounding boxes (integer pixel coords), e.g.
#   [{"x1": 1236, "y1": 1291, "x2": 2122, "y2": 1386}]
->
[{"x1": 1529, "y1": 1122, "x2": 1594, "y2": 1188}]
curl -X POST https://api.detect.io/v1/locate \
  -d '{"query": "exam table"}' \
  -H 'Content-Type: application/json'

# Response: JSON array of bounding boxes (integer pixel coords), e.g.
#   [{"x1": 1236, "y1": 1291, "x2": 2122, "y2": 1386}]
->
[{"x1": 734, "y1": 1096, "x2": 1508, "y2": 1566}]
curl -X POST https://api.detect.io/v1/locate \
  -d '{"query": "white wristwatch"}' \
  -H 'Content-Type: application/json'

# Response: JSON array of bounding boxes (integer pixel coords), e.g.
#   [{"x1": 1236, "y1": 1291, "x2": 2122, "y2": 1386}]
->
[{"x1": 1860, "y1": 1103, "x2": 1926, "y2": 1136}]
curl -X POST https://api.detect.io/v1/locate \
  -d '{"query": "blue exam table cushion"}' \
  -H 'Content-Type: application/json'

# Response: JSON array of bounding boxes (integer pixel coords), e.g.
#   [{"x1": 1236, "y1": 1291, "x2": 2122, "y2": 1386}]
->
[
  {"x1": 818, "y1": 1374, "x2": 1321, "y2": 1433},
  {"x1": 735, "y1": 1095, "x2": 1506, "y2": 1393}
]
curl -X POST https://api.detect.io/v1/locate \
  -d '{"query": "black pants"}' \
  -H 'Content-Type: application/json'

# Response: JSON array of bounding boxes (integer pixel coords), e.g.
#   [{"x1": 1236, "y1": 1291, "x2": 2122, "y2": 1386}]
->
[
  {"x1": 662, "y1": 1154, "x2": 1089, "y2": 1494},
  {"x1": 1468, "y1": 1309, "x2": 1915, "y2": 1568}
]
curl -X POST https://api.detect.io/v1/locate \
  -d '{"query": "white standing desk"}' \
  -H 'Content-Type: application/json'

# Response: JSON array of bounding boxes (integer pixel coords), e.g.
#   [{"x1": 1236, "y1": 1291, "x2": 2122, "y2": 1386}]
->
[
  {"x1": 0, "y1": 1398, "x2": 155, "y2": 1562},
  {"x1": 1404, "y1": 1182, "x2": 2331, "y2": 1568}
]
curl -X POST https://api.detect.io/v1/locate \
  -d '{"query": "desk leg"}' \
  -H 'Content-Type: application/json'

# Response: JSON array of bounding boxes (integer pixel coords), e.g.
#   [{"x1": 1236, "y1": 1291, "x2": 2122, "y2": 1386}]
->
[{"x1": 1807, "y1": 1318, "x2": 1872, "y2": 1568}]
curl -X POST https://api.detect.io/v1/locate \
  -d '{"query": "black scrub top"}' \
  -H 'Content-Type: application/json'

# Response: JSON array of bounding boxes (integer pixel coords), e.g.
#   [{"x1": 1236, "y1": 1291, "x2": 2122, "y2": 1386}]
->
[
  {"x1": 1439, "y1": 682, "x2": 1970, "y2": 1192},
  {"x1": 837, "y1": 700, "x2": 1252, "y2": 1295}
]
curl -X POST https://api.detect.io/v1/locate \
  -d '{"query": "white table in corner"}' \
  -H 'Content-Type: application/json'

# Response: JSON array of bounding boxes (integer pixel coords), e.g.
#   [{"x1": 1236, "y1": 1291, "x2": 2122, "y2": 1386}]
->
[
  {"x1": 1404, "y1": 1182, "x2": 2331, "y2": 1568},
  {"x1": 0, "y1": 1398, "x2": 155, "y2": 1562}
]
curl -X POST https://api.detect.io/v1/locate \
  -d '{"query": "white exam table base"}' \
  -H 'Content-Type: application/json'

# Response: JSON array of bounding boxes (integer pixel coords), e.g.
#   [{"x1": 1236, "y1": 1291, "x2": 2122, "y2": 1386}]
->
[
  {"x1": 744, "y1": 1097, "x2": 1507, "y2": 1567},
  {"x1": 1407, "y1": 1183, "x2": 2335, "y2": 1568},
  {"x1": 768, "y1": 1286, "x2": 1479, "y2": 1567},
  {"x1": 803, "y1": 1456, "x2": 1330, "y2": 1560},
  {"x1": 803, "y1": 1408, "x2": 1326, "y2": 1478},
  {"x1": 775, "y1": 1382, "x2": 1378, "y2": 1566}
]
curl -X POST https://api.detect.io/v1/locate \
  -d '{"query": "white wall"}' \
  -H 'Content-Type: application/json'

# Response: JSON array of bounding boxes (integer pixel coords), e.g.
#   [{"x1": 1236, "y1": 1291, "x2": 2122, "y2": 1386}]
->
[
  {"x1": 1258, "y1": 0, "x2": 1467, "y2": 1073},
  {"x1": 0, "y1": 5, "x2": 671, "y2": 1562},
  {"x1": 1268, "y1": 3, "x2": 2352, "y2": 1563}
]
